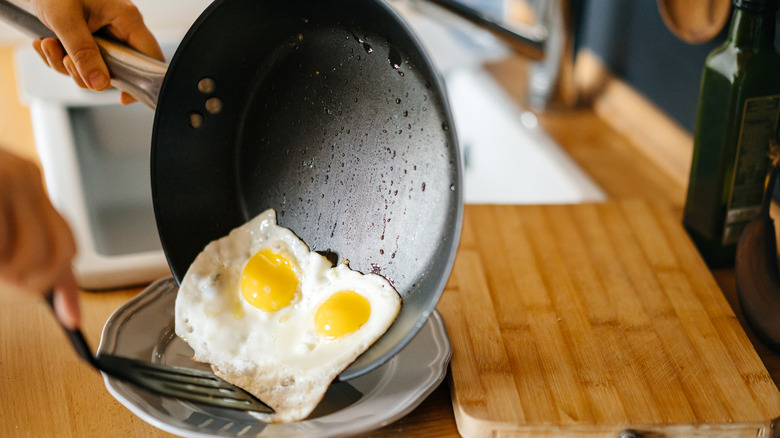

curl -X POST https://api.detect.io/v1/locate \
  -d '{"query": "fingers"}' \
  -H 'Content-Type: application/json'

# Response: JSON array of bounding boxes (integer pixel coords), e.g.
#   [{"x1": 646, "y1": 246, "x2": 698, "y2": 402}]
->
[
  {"x1": 40, "y1": 6, "x2": 110, "y2": 91},
  {"x1": 53, "y1": 270, "x2": 80, "y2": 330},
  {"x1": 33, "y1": 39, "x2": 89, "y2": 90},
  {"x1": 62, "y1": 56, "x2": 89, "y2": 89},
  {"x1": 0, "y1": 153, "x2": 77, "y2": 297},
  {"x1": 30, "y1": 0, "x2": 164, "y2": 101},
  {"x1": 32, "y1": 39, "x2": 48, "y2": 67},
  {"x1": 102, "y1": 3, "x2": 165, "y2": 62},
  {"x1": 0, "y1": 161, "x2": 48, "y2": 287},
  {"x1": 37, "y1": 38, "x2": 67, "y2": 75},
  {"x1": 119, "y1": 91, "x2": 137, "y2": 105},
  {"x1": 38, "y1": 191, "x2": 78, "y2": 294},
  {"x1": 0, "y1": 149, "x2": 81, "y2": 330}
]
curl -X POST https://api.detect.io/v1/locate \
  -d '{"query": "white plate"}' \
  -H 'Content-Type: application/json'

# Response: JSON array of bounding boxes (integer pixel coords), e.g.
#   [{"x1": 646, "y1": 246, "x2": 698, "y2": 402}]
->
[{"x1": 98, "y1": 278, "x2": 452, "y2": 437}]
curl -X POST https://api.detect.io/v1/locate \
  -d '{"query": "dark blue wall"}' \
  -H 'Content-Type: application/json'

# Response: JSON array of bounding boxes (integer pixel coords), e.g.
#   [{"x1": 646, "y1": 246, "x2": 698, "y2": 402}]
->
[{"x1": 578, "y1": 1, "x2": 780, "y2": 133}]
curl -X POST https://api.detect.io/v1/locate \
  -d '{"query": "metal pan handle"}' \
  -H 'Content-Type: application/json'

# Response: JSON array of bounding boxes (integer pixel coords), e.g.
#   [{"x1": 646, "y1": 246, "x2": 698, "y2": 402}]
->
[
  {"x1": 0, "y1": 0, "x2": 166, "y2": 109},
  {"x1": 92, "y1": 36, "x2": 167, "y2": 109}
]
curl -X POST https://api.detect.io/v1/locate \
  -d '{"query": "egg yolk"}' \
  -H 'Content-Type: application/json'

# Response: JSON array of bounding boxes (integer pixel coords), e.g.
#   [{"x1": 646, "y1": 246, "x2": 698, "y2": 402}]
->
[
  {"x1": 241, "y1": 248, "x2": 298, "y2": 311},
  {"x1": 314, "y1": 291, "x2": 371, "y2": 339}
]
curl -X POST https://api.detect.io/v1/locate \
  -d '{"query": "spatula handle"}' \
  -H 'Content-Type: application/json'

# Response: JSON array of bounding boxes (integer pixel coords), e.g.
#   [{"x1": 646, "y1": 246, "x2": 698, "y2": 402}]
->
[{"x1": 44, "y1": 292, "x2": 98, "y2": 369}]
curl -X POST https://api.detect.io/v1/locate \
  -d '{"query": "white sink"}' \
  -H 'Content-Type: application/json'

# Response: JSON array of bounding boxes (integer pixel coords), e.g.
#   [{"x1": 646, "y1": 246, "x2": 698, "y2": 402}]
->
[
  {"x1": 447, "y1": 67, "x2": 604, "y2": 204},
  {"x1": 393, "y1": 0, "x2": 605, "y2": 204}
]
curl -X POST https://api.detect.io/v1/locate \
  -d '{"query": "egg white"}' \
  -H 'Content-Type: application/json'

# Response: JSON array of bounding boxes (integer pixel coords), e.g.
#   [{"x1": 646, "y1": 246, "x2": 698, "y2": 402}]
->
[{"x1": 175, "y1": 209, "x2": 401, "y2": 422}]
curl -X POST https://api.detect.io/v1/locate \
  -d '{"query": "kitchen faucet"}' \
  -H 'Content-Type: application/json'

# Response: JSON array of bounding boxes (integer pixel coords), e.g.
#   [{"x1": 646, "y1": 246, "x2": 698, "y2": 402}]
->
[{"x1": 424, "y1": 0, "x2": 578, "y2": 110}]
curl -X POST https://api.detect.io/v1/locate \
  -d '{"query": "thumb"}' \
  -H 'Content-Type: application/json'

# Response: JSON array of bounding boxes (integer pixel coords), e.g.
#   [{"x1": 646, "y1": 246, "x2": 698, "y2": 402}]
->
[{"x1": 53, "y1": 270, "x2": 81, "y2": 330}]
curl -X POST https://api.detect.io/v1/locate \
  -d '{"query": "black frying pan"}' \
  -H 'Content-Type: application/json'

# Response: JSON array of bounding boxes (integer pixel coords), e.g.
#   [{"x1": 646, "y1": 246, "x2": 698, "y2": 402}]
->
[{"x1": 1, "y1": 0, "x2": 462, "y2": 380}]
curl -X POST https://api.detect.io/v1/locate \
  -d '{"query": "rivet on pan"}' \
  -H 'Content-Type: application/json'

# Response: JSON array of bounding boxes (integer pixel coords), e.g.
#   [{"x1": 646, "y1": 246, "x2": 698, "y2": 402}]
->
[
  {"x1": 188, "y1": 112, "x2": 204, "y2": 129},
  {"x1": 205, "y1": 97, "x2": 223, "y2": 115},
  {"x1": 197, "y1": 77, "x2": 216, "y2": 94}
]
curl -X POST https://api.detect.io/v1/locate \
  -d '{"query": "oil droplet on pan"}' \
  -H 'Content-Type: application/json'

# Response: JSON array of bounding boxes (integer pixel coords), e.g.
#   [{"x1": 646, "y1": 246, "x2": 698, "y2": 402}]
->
[{"x1": 388, "y1": 46, "x2": 402, "y2": 69}]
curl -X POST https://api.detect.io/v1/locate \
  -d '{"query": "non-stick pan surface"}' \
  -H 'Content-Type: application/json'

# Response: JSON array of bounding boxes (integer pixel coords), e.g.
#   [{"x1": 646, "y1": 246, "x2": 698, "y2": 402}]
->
[{"x1": 151, "y1": 0, "x2": 461, "y2": 380}]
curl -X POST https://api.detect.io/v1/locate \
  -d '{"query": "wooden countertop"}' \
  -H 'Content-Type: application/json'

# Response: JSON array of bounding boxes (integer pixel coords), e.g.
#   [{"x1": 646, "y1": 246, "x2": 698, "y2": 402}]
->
[{"x1": 1, "y1": 43, "x2": 779, "y2": 437}]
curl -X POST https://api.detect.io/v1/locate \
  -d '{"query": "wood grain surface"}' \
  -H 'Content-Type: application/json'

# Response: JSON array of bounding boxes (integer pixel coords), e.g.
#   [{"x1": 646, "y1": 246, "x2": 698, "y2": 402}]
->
[{"x1": 439, "y1": 202, "x2": 780, "y2": 437}]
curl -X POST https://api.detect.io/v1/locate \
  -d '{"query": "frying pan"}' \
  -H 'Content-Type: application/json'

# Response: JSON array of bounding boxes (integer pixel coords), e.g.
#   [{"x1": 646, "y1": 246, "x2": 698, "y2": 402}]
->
[{"x1": 0, "y1": 0, "x2": 462, "y2": 380}]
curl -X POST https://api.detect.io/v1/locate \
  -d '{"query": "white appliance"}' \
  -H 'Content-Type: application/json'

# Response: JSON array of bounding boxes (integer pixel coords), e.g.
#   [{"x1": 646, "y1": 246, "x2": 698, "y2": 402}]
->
[{"x1": 15, "y1": 45, "x2": 176, "y2": 289}]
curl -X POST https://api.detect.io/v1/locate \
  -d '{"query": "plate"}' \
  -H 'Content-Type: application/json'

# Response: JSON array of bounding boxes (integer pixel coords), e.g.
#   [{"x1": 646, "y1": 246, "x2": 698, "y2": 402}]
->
[{"x1": 97, "y1": 278, "x2": 452, "y2": 437}]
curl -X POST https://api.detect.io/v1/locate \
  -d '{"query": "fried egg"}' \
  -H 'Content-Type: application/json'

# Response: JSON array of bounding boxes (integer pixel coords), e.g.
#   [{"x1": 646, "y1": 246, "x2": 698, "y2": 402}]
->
[{"x1": 175, "y1": 209, "x2": 401, "y2": 423}]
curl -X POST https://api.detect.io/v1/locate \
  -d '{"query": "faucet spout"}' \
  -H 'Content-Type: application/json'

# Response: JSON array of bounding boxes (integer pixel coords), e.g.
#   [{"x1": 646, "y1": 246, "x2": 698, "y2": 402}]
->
[
  {"x1": 426, "y1": 0, "x2": 547, "y2": 61},
  {"x1": 424, "y1": 0, "x2": 577, "y2": 110}
]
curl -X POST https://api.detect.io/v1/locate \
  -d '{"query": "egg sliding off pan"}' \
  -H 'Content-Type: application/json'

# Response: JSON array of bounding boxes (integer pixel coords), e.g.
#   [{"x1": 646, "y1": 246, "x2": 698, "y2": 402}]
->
[{"x1": 0, "y1": 0, "x2": 462, "y2": 380}]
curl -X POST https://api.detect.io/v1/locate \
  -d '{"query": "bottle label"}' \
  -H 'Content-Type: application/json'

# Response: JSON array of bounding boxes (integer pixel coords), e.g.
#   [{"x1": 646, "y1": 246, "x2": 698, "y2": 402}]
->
[{"x1": 723, "y1": 95, "x2": 780, "y2": 245}]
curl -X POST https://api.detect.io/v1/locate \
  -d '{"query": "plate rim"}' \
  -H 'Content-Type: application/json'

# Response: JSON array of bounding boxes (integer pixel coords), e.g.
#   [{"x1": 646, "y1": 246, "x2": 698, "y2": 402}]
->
[{"x1": 97, "y1": 277, "x2": 452, "y2": 437}]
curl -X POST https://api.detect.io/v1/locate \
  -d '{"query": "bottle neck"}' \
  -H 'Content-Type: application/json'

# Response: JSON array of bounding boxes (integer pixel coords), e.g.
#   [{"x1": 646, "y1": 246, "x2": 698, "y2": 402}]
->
[{"x1": 726, "y1": 6, "x2": 778, "y2": 50}]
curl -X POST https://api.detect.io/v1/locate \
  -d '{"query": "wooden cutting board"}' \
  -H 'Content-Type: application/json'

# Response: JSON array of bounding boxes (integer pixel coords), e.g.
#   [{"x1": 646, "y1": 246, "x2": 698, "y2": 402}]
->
[{"x1": 438, "y1": 200, "x2": 780, "y2": 437}]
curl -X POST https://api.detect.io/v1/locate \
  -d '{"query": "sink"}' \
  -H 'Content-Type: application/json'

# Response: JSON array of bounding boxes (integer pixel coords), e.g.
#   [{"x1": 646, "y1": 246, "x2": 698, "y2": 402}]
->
[
  {"x1": 447, "y1": 67, "x2": 604, "y2": 204},
  {"x1": 392, "y1": 0, "x2": 605, "y2": 204},
  {"x1": 14, "y1": 2, "x2": 603, "y2": 289}
]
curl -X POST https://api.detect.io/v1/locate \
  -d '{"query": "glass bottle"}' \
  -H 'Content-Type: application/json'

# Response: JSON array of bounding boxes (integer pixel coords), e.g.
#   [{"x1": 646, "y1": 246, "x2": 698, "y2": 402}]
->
[{"x1": 682, "y1": 0, "x2": 780, "y2": 267}]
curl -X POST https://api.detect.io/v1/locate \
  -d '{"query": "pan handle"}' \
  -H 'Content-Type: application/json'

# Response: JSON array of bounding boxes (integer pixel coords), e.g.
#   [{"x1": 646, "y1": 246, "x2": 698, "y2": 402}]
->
[
  {"x1": 93, "y1": 36, "x2": 167, "y2": 109},
  {"x1": 0, "y1": 0, "x2": 166, "y2": 109}
]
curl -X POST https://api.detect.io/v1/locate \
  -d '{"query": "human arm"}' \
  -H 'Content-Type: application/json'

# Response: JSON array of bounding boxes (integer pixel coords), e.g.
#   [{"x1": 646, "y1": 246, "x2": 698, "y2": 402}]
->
[{"x1": 0, "y1": 148, "x2": 80, "y2": 329}]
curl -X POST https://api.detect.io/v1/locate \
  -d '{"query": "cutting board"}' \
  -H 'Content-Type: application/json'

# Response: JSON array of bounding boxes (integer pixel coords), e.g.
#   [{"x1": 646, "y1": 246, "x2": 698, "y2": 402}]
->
[{"x1": 438, "y1": 200, "x2": 780, "y2": 437}]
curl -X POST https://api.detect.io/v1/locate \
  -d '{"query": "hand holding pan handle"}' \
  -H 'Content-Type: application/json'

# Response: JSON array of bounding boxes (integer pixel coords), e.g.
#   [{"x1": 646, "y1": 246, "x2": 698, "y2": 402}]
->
[
  {"x1": 0, "y1": 0, "x2": 166, "y2": 109},
  {"x1": 89, "y1": 37, "x2": 167, "y2": 109}
]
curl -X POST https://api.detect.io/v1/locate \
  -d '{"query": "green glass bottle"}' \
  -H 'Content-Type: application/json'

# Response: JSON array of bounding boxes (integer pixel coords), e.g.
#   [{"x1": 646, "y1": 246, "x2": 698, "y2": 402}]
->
[{"x1": 683, "y1": 0, "x2": 780, "y2": 267}]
